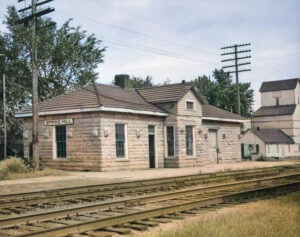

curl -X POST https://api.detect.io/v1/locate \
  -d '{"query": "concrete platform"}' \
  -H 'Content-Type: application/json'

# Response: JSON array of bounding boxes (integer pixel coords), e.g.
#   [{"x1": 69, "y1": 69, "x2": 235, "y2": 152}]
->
[{"x1": 0, "y1": 160, "x2": 299, "y2": 195}]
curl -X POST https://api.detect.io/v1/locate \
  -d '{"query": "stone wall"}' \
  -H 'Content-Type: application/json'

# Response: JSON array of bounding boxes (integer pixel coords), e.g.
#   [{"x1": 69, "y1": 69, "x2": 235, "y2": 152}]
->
[
  {"x1": 23, "y1": 112, "x2": 102, "y2": 171},
  {"x1": 202, "y1": 121, "x2": 242, "y2": 163},
  {"x1": 174, "y1": 91, "x2": 205, "y2": 167},
  {"x1": 99, "y1": 112, "x2": 165, "y2": 171}
]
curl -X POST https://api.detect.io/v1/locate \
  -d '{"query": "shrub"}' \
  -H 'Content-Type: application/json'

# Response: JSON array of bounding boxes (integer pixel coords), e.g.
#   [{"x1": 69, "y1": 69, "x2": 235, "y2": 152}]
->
[
  {"x1": 0, "y1": 157, "x2": 28, "y2": 180},
  {"x1": 255, "y1": 155, "x2": 268, "y2": 161}
]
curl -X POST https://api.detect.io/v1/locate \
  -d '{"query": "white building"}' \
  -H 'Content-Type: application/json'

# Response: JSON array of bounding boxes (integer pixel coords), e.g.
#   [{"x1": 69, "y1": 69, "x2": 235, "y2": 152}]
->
[{"x1": 242, "y1": 78, "x2": 300, "y2": 159}]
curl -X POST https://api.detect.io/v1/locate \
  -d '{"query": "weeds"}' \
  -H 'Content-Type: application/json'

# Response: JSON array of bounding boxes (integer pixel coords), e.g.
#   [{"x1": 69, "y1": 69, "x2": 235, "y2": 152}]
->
[{"x1": 0, "y1": 157, "x2": 66, "y2": 180}]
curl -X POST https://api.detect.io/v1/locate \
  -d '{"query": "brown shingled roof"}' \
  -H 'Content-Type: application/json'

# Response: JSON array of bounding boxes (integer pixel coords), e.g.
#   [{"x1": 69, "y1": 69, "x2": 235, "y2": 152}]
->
[
  {"x1": 252, "y1": 129, "x2": 294, "y2": 144},
  {"x1": 16, "y1": 84, "x2": 165, "y2": 116},
  {"x1": 252, "y1": 104, "x2": 296, "y2": 117},
  {"x1": 137, "y1": 83, "x2": 193, "y2": 103},
  {"x1": 16, "y1": 82, "x2": 245, "y2": 122},
  {"x1": 202, "y1": 104, "x2": 245, "y2": 121},
  {"x1": 259, "y1": 78, "x2": 299, "y2": 92}
]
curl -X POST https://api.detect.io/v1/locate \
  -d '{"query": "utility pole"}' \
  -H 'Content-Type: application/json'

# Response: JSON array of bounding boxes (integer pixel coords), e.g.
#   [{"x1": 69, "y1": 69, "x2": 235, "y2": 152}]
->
[
  {"x1": 17, "y1": 0, "x2": 55, "y2": 170},
  {"x1": 3, "y1": 74, "x2": 7, "y2": 159},
  {"x1": 221, "y1": 43, "x2": 251, "y2": 116}
]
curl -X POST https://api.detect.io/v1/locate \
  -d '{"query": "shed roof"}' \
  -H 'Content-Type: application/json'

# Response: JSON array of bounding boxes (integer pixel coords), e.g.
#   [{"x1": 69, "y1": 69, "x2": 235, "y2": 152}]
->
[
  {"x1": 252, "y1": 104, "x2": 296, "y2": 117},
  {"x1": 202, "y1": 104, "x2": 245, "y2": 121},
  {"x1": 259, "y1": 78, "x2": 299, "y2": 92},
  {"x1": 252, "y1": 129, "x2": 294, "y2": 144}
]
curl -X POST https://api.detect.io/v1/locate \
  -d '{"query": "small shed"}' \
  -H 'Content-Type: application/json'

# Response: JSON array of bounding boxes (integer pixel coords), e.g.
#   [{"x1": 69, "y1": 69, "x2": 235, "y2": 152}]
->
[{"x1": 242, "y1": 128, "x2": 294, "y2": 159}]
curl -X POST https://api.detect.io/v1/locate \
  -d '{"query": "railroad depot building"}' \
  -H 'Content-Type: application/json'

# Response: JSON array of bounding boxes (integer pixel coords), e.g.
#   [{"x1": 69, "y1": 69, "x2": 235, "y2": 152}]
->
[
  {"x1": 242, "y1": 78, "x2": 300, "y2": 159},
  {"x1": 16, "y1": 75, "x2": 245, "y2": 171}
]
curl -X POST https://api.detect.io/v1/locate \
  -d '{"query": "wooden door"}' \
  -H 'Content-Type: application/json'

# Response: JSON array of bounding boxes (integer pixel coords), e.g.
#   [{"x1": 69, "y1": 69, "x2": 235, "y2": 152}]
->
[
  {"x1": 209, "y1": 129, "x2": 218, "y2": 163},
  {"x1": 148, "y1": 126, "x2": 156, "y2": 168}
]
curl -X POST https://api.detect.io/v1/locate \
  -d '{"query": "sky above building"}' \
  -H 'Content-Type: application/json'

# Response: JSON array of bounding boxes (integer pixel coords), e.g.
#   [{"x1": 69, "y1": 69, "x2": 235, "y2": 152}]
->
[{"x1": 0, "y1": 0, "x2": 299, "y2": 109}]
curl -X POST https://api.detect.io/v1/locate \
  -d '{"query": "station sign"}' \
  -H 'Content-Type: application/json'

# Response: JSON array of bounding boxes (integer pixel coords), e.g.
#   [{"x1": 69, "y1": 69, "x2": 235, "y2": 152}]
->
[{"x1": 44, "y1": 119, "x2": 74, "y2": 126}]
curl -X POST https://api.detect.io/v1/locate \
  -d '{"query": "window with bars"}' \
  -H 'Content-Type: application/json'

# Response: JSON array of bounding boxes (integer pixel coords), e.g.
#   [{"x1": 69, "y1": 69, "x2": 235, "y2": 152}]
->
[
  {"x1": 115, "y1": 124, "x2": 126, "y2": 158},
  {"x1": 186, "y1": 126, "x2": 194, "y2": 156},
  {"x1": 56, "y1": 125, "x2": 66, "y2": 158},
  {"x1": 167, "y1": 126, "x2": 175, "y2": 157},
  {"x1": 186, "y1": 101, "x2": 194, "y2": 110}
]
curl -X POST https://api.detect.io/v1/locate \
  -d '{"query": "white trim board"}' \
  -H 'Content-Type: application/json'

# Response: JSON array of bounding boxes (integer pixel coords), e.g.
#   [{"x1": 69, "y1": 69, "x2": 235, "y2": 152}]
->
[
  {"x1": 202, "y1": 117, "x2": 244, "y2": 123},
  {"x1": 15, "y1": 106, "x2": 168, "y2": 118}
]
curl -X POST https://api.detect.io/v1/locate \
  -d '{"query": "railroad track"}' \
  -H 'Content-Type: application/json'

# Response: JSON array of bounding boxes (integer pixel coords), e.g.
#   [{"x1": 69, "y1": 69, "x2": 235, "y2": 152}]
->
[
  {"x1": 0, "y1": 165, "x2": 298, "y2": 217},
  {"x1": 0, "y1": 173, "x2": 299, "y2": 237}
]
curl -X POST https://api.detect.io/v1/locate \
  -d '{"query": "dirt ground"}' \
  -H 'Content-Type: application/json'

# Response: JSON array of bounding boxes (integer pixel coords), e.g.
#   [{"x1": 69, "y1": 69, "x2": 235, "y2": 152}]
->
[{"x1": 0, "y1": 160, "x2": 299, "y2": 195}]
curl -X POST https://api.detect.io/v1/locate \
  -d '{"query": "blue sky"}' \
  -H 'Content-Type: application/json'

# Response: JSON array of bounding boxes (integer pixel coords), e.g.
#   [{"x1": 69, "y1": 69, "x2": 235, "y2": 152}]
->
[{"x1": 0, "y1": 0, "x2": 299, "y2": 109}]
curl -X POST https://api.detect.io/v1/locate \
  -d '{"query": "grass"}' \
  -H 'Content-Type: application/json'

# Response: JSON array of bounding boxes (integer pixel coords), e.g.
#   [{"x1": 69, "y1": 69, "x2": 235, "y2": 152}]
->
[
  {"x1": 0, "y1": 157, "x2": 67, "y2": 181},
  {"x1": 141, "y1": 191, "x2": 300, "y2": 237}
]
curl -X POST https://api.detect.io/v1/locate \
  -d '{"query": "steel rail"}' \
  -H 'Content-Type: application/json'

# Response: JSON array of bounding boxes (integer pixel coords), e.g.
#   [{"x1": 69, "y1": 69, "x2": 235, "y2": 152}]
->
[
  {"x1": 0, "y1": 173, "x2": 299, "y2": 229},
  {"x1": 0, "y1": 169, "x2": 282, "y2": 210},
  {"x1": 0, "y1": 166, "x2": 293, "y2": 203},
  {"x1": 15, "y1": 180, "x2": 300, "y2": 237}
]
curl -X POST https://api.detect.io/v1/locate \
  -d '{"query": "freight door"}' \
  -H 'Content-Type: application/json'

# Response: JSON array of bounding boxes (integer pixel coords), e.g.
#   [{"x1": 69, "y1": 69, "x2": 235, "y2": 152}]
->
[{"x1": 209, "y1": 129, "x2": 218, "y2": 163}]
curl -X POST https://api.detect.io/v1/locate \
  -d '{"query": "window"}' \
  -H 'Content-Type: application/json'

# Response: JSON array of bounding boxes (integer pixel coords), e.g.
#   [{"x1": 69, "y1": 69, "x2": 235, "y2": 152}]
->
[
  {"x1": 186, "y1": 101, "x2": 194, "y2": 110},
  {"x1": 276, "y1": 144, "x2": 279, "y2": 153},
  {"x1": 148, "y1": 125, "x2": 155, "y2": 135},
  {"x1": 298, "y1": 144, "x2": 300, "y2": 151},
  {"x1": 56, "y1": 125, "x2": 66, "y2": 158},
  {"x1": 275, "y1": 97, "x2": 280, "y2": 106},
  {"x1": 115, "y1": 124, "x2": 126, "y2": 158},
  {"x1": 29, "y1": 142, "x2": 33, "y2": 158},
  {"x1": 186, "y1": 126, "x2": 194, "y2": 156},
  {"x1": 167, "y1": 126, "x2": 175, "y2": 157},
  {"x1": 256, "y1": 144, "x2": 259, "y2": 154}
]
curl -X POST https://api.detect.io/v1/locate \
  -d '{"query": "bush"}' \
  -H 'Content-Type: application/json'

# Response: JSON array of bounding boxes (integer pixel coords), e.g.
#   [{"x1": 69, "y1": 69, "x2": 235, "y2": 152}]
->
[
  {"x1": 255, "y1": 155, "x2": 268, "y2": 161},
  {"x1": 0, "y1": 157, "x2": 28, "y2": 180}
]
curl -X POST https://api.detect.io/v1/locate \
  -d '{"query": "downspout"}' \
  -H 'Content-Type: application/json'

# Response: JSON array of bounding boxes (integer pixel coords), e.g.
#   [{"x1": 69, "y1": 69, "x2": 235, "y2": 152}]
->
[{"x1": 92, "y1": 81, "x2": 102, "y2": 171}]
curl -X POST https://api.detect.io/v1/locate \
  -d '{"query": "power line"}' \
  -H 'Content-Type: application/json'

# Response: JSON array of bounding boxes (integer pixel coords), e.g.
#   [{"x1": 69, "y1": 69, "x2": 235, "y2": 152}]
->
[
  {"x1": 99, "y1": 35, "x2": 216, "y2": 65},
  {"x1": 221, "y1": 43, "x2": 251, "y2": 116},
  {"x1": 59, "y1": 8, "x2": 215, "y2": 55}
]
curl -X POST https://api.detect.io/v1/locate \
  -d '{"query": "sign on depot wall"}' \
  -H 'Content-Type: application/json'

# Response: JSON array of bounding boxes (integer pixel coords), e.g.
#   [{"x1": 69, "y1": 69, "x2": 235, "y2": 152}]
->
[{"x1": 44, "y1": 118, "x2": 74, "y2": 126}]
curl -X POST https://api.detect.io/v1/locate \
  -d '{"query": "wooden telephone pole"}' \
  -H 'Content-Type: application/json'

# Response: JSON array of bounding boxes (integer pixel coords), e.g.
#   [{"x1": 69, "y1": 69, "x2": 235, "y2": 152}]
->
[
  {"x1": 17, "y1": 0, "x2": 55, "y2": 169},
  {"x1": 221, "y1": 43, "x2": 251, "y2": 116},
  {"x1": 3, "y1": 74, "x2": 7, "y2": 159}
]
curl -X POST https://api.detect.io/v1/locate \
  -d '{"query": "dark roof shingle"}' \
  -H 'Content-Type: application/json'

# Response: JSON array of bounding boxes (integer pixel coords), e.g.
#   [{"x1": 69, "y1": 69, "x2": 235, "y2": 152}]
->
[
  {"x1": 259, "y1": 78, "x2": 299, "y2": 92},
  {"x1": 252, "y1": 104, "x2": 296, "y2": 117},
  {"x1": 252, "y1": 129, "x2": 294, "y2": 144},
  {"x1": 202, "y1": 104, "x2": 245, "y2": 121},
  {"x1": 137, "y1": 83, "x2": 192, "y2": 103}
]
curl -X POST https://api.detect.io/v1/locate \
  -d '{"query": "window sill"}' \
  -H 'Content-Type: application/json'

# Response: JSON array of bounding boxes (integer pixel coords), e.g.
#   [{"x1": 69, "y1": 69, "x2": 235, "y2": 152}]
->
[
  {"x1": 116, "y1": 158, "x2": 129, "y2": 162},
  {"x1": 186, "y1": 156, "x2": 198, "y2": 159},
  {"x1": 53, "y1": 158, "x2": 68, "y2": 161},
  {"x1": 165, "y1": 156, "x2": 176, "y2": 159}
]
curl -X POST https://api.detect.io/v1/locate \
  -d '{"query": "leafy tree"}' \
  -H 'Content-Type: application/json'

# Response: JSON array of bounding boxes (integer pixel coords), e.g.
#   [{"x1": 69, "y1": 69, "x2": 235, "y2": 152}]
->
[
  {"x1": 0, "y1": 6, "x2": 106, "y2": 147},
  {"x1": 129, "y1": 75, "x2": 153, "y2": 88},
  {"x1": 193, "y1": 69, "x2": 254, "y2": 117}
]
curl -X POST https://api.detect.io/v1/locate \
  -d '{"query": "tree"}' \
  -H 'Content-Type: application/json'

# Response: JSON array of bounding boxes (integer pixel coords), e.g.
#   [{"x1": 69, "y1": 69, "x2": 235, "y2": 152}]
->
[
  {"x1": 0, "y1": 6, "x2": 106, "y2": 150},
  {"x1": 193, "y1": 69, "x2": 254, "y2": 117},
  {"x1": 129, "y1": 75, "x2": 153, "y2": 88}
]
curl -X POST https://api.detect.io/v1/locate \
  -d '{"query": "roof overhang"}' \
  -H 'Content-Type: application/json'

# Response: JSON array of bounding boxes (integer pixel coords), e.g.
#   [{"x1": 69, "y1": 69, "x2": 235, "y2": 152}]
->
[
  {"x1": 202, "y1": 117, "x2": 245, "y2": 123},
  {"x1": 15, "y1": 106, "x2": 168, "y2": 118}
]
